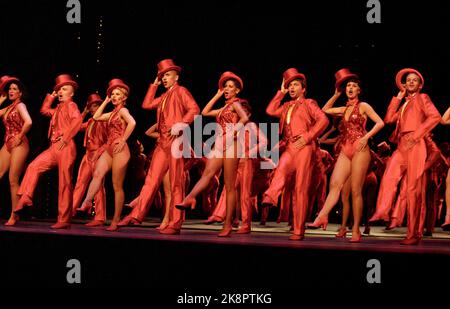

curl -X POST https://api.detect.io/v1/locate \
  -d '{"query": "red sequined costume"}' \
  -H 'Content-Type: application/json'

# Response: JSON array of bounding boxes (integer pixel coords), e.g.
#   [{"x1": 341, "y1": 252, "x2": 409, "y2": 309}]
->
[
  {"x1": 3, "y1": 101, "x2": 28, "y2": 152},
  {"x1": 340, "y1": 101, "x2": 367, "y2": 160}
]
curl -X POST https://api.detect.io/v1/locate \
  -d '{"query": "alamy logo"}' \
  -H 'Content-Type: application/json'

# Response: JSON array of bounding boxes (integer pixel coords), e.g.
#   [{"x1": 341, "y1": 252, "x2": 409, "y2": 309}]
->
[
  {"x1": 169, "y1": 117, "x2": 280, "y2": 169},
  {"x1": 366, "y1": 259, "x2": 381, "y2": 284},
  {"x1": 66, "y1": 259, "x2": 81, "y2": 284},
  {"x1": 366, "y1": 0, "x2": 381, "y2": 24},
  {"x1": 66, "y1": 0, "x2": 81, "y2": 24}
]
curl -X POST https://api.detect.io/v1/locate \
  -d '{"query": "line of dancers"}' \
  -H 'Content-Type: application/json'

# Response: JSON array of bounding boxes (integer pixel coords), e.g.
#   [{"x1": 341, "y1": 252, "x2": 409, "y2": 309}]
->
[{"x1": 1, "y1": 60, "x2": 449, "y2": 245}]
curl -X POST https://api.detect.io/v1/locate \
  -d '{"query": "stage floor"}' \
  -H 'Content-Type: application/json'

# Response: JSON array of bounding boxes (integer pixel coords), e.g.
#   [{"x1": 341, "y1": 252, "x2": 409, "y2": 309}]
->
[
  {"x1": 1, "y1": 218, "x2": 450, "y2": 254},
  {"x1": 1, "y1": 218, "x2": 450, "y2": 288}
]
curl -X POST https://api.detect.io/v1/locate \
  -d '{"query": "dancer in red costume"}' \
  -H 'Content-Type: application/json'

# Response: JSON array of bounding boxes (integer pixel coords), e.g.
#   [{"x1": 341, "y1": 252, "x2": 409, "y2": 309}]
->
[
  {"x1": 79, "y1": 79, "x2": 136, "y2": 231},
  {"x1": 0, "y1": 76, "x2": 32, "y2": 226},
  {"x1": 176, "y1": 71, "x2": 249, "y2": 237},
  {"x1": 316, "y1": 120, "x2": 353, "y2": 229},
  {"x1": 262, "y1": 68, "x2": 329, "y2": 240},
  {"x1": 440, "y1": 107, "x2": 450, "y2": 229},
  {"x1": 369, "y1": 68, "x2": 441, "y2": 245},
  {"x1": 123, "y1": 128, "x2": 214, "y2": 230},
  {"x1": 315, "y1": 118, "x2": 354, "y2": 233},
  {"x1": 118, "y1": 59, "x2": 199, "y2": 235},
  {"x1": 308, "y1": 69, "x2": 384, "y2": 242},
  {"x1": 203, "y1": 121, "x2": 270, "y2": 233},
  {"x1": 124, "y1": 123, "x2": 173, "y2": 230},
  {"x1": 386, "y1": 135, "x2": 444, "y2": 232},
  {"x1": 145, "y1": 123, "x2": 171, "y2": 230},
  {"x1": 14, "y1": 74, "x2": 82, "y2": 228},
  {"x1": 232, "y1": 121, "x2": 270, "y2": 233},
  {"x1": 72, "y1": 94, "x2": 108, "y2": 227}
]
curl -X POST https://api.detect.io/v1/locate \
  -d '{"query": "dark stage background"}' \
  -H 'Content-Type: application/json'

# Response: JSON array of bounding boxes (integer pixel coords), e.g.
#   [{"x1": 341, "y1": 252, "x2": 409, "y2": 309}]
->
[{"x1": 0, "y1": 0, "x2": 449, "y2": 219}]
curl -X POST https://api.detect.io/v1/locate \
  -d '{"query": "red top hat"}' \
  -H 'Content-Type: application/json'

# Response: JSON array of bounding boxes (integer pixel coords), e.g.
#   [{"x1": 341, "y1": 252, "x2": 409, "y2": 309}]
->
[
  {"x1": 157, "y1": 59, "x2": 181, "y2": 78},
  {"x1": 107, "y1": 79, "x2": 130, "y2": 97},
  {"x1": 395, "y1": 68, "x2": 424, "y2": 90},
  {"x1": 334, "y1": 68, "x2": 359, "y2": 89},
  {"x1": 218, "y1": 71, "x2": 244, "y2": 90},
  {"x1": 86, "y1": 93, "x2": 103, "y2": 107},
  {"x1": 0, "y1": 75, "x2": 20, "y2": 94},
  {"x1": 54, "y1": 74, "x2": 78, "y2": 92},
  {"x1": 283, "y1": 68, "x2": 306, "y2": 88}
]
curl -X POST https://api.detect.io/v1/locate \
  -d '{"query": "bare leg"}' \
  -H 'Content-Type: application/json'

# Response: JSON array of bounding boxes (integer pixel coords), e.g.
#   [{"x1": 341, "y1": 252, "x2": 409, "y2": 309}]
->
[
  {"x1": 184, "y1": 156, "x2": 223, "y2": 201},
  {"x1": 0, "y1": 145, "x2": 11, "y2": 180},
  {"x1": 313, "y1": 153, "x2": 351, "y2": 221},
  {"x1": 108, "y1": 146, "x2": 130, "y2": 230},
  {"x1": 350, "y1": 149, "x2": 371, "y2": 240},
  {"x1": 81, "y1": 152, "x2": 112, "y2": 208},
  {"x1": 7, "y1": 143, "x2": 29, "y2": 223},
  {"x1": 336, "y1": 177, "x2": 351, "y2": 236}
]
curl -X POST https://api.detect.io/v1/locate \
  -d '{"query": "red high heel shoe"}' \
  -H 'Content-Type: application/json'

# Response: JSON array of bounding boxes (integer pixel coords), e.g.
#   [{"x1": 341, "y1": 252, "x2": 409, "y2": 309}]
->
[
  {"x1": 218, "y1": 226, "x2": 232, "y2": 237},
  {"x1": 124, "y1": 202, "x2": 135, "y2": 208},
  {"x1": 117, "y1": 215, "x2": 141, "y2": 226},
  {"x1": 50, "y1": 222, "x2": 71, "y2": 229},
  {"x1": 335, "y1": 226, "x2": 348, "y2": 238},
  {"x1": 400, "y1": 236, "x2": 421, "y2": 245},
  {"x1": 203, "y1": 215, "x2": 223, "y2": 224},
  {"x1": 4, "y1": 214, "x2": 19, "y2": 226},
  {"x1": 85, "y1": 220, "x2": 104, "y2": 227},
  {"x1": 77, "y1": 200, "x2": 93, "y2": 213},
  {"x1": 349, "y1": 230, "x2": 362, "y2": 243},
  {"x1": 306, "y1": 216, "x2": 328, "y2": 230},
  {"x1": 289, "y1": 234, "x2": 304, "y2": 241},
  {"x1": 175, "y1": 197, "x2": 196, "y2": 210},
  {"x1": 14, "y1": 194, "x2": 33, "y2": 213},
  {"x1": 106, "y1": 222, "x2": 119, "y2": 232},
  {"x1": 369, "y1": 212, "x2": 389, "y2": 223}
]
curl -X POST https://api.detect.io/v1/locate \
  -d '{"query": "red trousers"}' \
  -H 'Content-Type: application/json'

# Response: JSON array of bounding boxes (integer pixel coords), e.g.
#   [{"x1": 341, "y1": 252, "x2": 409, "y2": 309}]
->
[
  {"x1": 277, "y1": 173, "x2": 295, "y2": 223},
  {"x1": 390, "y1": 173, "x2": 430, "y2": 235},
  {"x1": 237, "y1": 159, "x2": 254, "y2": 229},
  {"x1": 128, "y1": 140, "x2": 185, "y2": 229},
  {"x1": 72, "y1": 151, "x2": 106, "y2": 221},
  {"x1": 263, "y1": 143, "x2": 315, "y2": 236},
  {"x1": 373, "y1": 136, "x2": 426, "y2": 239},
  {"x1": 17, "y1": 141, "x2": 77, "y2": 223}
]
